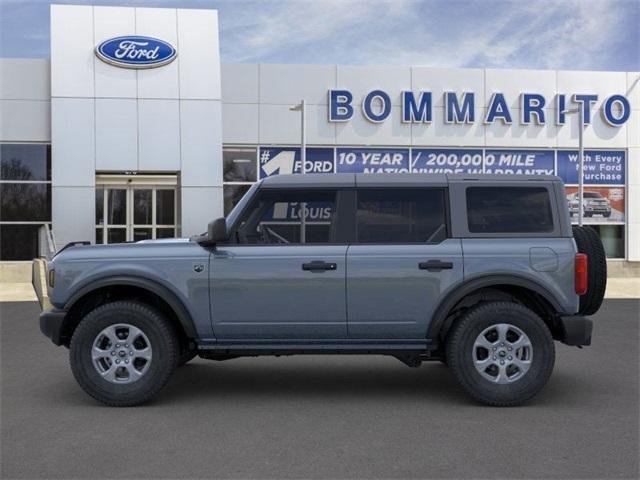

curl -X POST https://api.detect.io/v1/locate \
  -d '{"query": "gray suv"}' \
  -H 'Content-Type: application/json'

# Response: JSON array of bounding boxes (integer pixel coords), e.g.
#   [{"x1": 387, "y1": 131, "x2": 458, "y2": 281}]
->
[{"x1": 39, "y1": 174, "x2": 607, "y2": 407}]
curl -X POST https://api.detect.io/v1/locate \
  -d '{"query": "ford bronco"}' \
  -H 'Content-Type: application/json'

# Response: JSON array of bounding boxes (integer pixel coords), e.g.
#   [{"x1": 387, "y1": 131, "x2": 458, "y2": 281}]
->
[{"x1": 38, "y1": 173, "x2": 606, "y2": 406}]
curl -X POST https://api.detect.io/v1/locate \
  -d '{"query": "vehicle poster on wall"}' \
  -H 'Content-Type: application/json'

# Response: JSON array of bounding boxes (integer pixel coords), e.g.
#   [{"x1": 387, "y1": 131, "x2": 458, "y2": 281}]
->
[{"x1": 564, "y1": 186, "x2": 625, "y2": 223}]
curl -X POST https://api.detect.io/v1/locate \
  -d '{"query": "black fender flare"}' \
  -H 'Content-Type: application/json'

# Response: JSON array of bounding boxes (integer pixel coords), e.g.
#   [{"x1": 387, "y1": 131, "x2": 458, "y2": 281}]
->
[
  {"x1": 64, "y1": 275, "x2": 197, "y2": 338},
  {"x1": 426, "y1": 274, "x2": 564, "y2": 342}
]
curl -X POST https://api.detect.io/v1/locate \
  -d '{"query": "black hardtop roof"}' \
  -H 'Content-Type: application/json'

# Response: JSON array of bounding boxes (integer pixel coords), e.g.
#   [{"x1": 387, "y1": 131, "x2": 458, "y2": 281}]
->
[{"x1": 259, "y1": 173, "x2": 562, "y2": 188}]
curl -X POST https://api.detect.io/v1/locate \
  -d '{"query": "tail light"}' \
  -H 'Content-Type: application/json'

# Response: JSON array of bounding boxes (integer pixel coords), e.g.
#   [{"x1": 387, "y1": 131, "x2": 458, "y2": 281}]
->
[{"x1": 575, "y1": 253, "x2": 588, "y2": 295}]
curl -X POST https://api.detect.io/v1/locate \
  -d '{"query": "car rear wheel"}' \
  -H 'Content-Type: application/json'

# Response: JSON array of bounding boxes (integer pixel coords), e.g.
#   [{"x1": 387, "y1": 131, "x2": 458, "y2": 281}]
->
[
  {"x1": 572, "y1": 225, "x2": 607, "y2": 315},
  {"x1": 446, "y1": 301, "x2": 555, "y2": 407},
  {"x1": 69, "y1": 301, "x2": 178, "y2": 407}
]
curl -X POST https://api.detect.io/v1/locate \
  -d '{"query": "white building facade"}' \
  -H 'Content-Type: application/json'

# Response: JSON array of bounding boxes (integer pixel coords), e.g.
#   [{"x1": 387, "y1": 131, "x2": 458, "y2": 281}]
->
[{"x1": 0, "y1": 4, "x2": 639, "y2": 280}]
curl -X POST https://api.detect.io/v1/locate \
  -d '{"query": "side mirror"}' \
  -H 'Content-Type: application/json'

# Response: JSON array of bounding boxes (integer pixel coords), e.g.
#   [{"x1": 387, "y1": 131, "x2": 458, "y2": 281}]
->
[{"x1": 207, "y1": 217, "x2": 229, "y2": 244}]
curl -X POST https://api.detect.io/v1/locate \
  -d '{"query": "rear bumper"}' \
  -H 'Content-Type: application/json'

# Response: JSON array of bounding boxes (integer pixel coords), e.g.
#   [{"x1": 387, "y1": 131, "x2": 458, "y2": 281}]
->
[
  {"x1": 39, "y1": 308, "x2": 67, "y2": 346},
  {"x1": 558, "y1": 315, "x2": 593, "y2": 346}
]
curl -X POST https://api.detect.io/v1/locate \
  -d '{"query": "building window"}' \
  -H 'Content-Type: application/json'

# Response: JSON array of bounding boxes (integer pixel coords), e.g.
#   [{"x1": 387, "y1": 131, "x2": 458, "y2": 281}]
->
[
  {"x1": 0, "y1": 144, "x2": 51, "y2": 260},
  {"x1": 222, "y1": 147, "x2": 257, "y2": 215},
  {"x1": 589, "y1": 225, "x2": 625, "y2": 259}
]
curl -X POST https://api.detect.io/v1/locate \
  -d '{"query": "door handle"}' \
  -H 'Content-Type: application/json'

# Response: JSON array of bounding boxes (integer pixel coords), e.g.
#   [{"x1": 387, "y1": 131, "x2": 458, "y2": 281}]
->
[
  {"x1": 302, "y1": 261, "x2": 337, "y2": 272},
  {"x1": 419, "y1": 260, "x2": 454, "y2": 271}
]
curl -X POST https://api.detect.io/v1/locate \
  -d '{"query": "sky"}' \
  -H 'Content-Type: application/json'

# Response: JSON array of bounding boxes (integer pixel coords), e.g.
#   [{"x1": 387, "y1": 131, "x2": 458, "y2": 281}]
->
[{"x1": 0, "y1": 0, "x2": 638, "y2": 71}]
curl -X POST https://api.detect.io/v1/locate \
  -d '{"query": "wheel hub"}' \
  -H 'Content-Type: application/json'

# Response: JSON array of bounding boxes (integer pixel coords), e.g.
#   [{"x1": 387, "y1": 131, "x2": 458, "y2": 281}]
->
[
  {"x1": 91, "y1": 323, "x2": 153, "y2": 384},
  {"x1": 472, "y1": 323, "x2": 533, "y2": 384}
]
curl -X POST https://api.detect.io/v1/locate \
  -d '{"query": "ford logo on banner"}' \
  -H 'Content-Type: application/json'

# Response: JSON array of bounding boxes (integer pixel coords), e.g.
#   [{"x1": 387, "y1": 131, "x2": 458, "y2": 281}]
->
[{"x1": 95, "y1": 36, "x2": 177, "y2": 69}]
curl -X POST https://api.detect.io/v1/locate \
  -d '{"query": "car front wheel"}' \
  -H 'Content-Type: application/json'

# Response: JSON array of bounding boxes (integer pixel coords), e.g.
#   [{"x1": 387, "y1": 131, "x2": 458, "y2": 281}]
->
[
  {"x1": 69, "y1": 301, "x2": 178, "y2": 407},
  {"x1": 446, "y1": 301, "x2": 555, "y2": 407}
]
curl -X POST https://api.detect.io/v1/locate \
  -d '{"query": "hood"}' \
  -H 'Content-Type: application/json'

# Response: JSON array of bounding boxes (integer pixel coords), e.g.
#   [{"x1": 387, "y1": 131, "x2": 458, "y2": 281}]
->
[{"x1": 51, "y1": 237, "x2": 196, "y2": 263}]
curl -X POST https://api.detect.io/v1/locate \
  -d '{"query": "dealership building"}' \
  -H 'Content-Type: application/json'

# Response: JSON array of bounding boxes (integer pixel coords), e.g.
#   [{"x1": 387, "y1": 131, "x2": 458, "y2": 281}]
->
[{"x1": 0, "y1": 4, "x2": 639, "y2": 281}]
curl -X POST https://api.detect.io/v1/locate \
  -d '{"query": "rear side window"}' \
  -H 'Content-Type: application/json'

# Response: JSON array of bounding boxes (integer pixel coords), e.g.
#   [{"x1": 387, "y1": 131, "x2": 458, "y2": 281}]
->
[
  {"x1": 466, "y1": 187, "x2": 554, "y2": 233},
  {"x1": 356, "y1": 188, "x2": 447, "y2": 244}
]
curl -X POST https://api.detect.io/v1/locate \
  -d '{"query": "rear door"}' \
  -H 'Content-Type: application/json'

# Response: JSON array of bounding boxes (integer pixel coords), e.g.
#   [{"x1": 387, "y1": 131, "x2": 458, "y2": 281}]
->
[{"x1": 346, "y1": 187, "x2": 463, "y2": 339}]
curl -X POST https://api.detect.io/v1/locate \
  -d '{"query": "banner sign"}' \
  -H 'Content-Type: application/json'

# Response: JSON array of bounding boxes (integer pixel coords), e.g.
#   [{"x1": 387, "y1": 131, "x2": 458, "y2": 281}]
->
[
  {"x1": 336, "y1": 148, "x2": 410, "y2": 173},
  {"x1": 556, "y1": 150, "x2": 625, "y2": 185},
  {"x1": 411, "y1": 149, "x2": 483, "y2": 174},
  {"x1": 484, "y1": 150, "x2": 555, "y2": 175},
  {"x1": 259, "y1": 147, "x2": 334, "y2": 178},
  {"x1": 565, "y1": 186, "x2": 625, "y2": 223}
]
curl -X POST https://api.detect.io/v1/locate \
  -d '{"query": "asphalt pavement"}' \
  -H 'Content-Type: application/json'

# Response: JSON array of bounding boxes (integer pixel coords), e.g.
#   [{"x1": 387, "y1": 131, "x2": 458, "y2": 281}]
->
[{"x1": 1, "y1": 300, "x2": 638, "y2": 479}]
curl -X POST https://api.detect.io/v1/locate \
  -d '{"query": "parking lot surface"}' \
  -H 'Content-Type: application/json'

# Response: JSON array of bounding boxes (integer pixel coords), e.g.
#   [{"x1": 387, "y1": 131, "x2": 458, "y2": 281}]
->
[{"x1": 1, "y1": 300, "x2": 639, "y2": 479}]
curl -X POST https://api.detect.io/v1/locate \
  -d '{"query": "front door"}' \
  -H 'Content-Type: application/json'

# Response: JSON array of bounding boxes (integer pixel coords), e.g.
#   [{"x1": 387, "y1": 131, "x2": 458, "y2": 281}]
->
[
  {"x1": 346, "y1": 187, "x2": 464, "y2": 339},
  {"x1": 210, "y1": 187, "x2": 348, "y2": 340},
  {"x1": 95, "y1": 177, "x2": 178, "y2": 243}
]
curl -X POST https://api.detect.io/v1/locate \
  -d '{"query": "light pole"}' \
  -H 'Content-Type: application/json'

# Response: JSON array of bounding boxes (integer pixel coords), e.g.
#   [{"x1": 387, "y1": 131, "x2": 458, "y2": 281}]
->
[
  {"x1": 289, "y1": 100, "x2": 306, "y2": 174},
  {"x1": 289, "y1": 100, "x2": 307, "y2": 242},
  {"x1": 562, "y1": 104, "x2": 586, "y2": 226}
]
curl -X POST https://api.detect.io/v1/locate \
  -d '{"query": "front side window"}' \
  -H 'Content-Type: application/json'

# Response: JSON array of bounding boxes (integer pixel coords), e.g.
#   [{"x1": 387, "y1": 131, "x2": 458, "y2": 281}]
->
[
  {"x1": 356, "y1": 188, "x2": 447, "y2": 244},
  {"x1": 466, "y1": 187, "x2": 554, "y2": 233},
  {"x1": 234, "y1": 190, "x2": 336, "y2": 245}
]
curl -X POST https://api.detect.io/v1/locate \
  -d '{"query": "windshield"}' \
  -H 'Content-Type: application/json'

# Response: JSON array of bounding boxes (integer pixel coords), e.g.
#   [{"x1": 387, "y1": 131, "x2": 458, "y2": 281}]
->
[{"x1": 584, "y1": 192, "x2": 603, "y2": 198}]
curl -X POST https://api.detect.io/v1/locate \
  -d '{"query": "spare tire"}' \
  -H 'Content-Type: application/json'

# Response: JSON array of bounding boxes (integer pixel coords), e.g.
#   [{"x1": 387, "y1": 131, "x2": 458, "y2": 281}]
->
[{"x1": 572, "y1": 225, "x2": 607, "y2": 315}]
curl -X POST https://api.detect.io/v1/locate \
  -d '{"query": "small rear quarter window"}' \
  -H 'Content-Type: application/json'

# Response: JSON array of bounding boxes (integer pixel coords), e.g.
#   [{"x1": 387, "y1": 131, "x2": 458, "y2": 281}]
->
[{"x1": 466, "y1": 187, "x2": 554, "y2": 233}]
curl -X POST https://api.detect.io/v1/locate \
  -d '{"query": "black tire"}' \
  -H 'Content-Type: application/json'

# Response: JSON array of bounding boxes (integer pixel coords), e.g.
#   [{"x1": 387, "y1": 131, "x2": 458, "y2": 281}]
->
[
  {"x1": 70, "y1": 301, "x2": 178, "y2": 407},
  {"x1": 446, "y1": 302, "x2": 555, "y2": 407},
  {"x1": 177, "y1": 350, "x2": 198, "y2": 367},
  {"x1": 572, "y1": 225, "x2": 607, "y2": 315},
  {"x1": 603, "y1": 211, "x2": 611, "y2": 218}
]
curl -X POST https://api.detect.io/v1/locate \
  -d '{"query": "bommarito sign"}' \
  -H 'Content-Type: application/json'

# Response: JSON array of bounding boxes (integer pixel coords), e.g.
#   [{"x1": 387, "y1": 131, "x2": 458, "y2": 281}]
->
[{"x1": 328, "y1": 90, "x2": 631, "y2": 127}]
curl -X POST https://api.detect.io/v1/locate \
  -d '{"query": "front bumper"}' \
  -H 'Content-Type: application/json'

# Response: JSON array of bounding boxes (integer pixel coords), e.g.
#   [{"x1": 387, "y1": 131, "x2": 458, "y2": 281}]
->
[
  {"x1": 558, "y1": 315, "x2": 593, "y2": 346},
  {"x1": 39, "y1": 308, "x2": 68, "y2": 346}
]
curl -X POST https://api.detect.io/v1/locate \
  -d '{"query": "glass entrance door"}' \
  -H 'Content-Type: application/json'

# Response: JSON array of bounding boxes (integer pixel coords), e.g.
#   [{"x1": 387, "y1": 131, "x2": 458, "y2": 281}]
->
[{"x1": 96, "y1": 184, "x2": 177, "y2": 244}]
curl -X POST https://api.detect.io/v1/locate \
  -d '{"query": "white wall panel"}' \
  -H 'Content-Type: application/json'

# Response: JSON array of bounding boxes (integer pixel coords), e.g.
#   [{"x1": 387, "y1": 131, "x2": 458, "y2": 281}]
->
[
  {"x1": 260, "y1": 64, "x2": 335, "y2": 105},
  {"x1": 51, "y1": 98, "x2": 94, "y2": 186},
  {"x1": 52, "y1": 186, "x2": 95, "y2": 249},
  {"x1": 51, "y1": 4, "x2": 94, "y2": 98},
  {"x1": 336, "y1": 106, "x2": 411, "y2": 146},
  {"x1": 222, "y1": 103, "x2": 259, "y2": 144},
  {"x1": 627, "y1": 148, "x2": 640, "y2": 260},
  {"x1": 181, "y1": 186, "x2": 223, "y2": 236},
  {"x1": 0, "y1": 100, "x2": 50, "y2": 142},
  {"x1": 0, "y1": 59, "x2": 50, "y2": 100},
  {"x1": 306, "y1": 105, "x2": 336, "y2": 145},
  {"x1": 138, "y1": 99, "x2": 180, "y2": 171},
  {"x1": 412, "y1": 107, "x2": 485, "y2": 147},
  {"x1": 177, "y1": 9, "x2": 220, "y2": 100},
  {"x1": 628, "y1": 110, "x2": 640, "y2": 148},
  {"x1": 136, "y1": 8, "x2": 179, "y2": 99},
  {"x1": 337, "y1": 66, "x2": 410, "y2": 107},
  {"x1": 485, "y1": 69, "x2": 556, "y2": 110},
  {"x1": 626, "y1": 72, "x2": 640, "y2": 110},
  {"x1": 628, "y1": 148, "x2": 640, "y2": 186},
  {"x1": 221, "y1": 63, "x2": 259, "y2": 103},
  {"x1": 259, "y1": 104, "x2": 301, "y2": 144},
  {"x1": 485, "y1": 109, "x2": 558, "y2": 147},
  {"x1": 95, "y1": 98, "x2": 137, "y2": 171},
  {"x1": 180, "y1": 100, "x2": 223, "y2": 187},
  {"x1": 556, "y1": 111, "x2": 627, "y2": 148},
  {"x1": 411, "y1": 67, "x2": 485, "y2": 108},
  {"x1": 93, "y1": 6, "x2": 136, "y2": 98},
  {"x1": 557, "y1": 70, "x2": 627, "y2": 111}
]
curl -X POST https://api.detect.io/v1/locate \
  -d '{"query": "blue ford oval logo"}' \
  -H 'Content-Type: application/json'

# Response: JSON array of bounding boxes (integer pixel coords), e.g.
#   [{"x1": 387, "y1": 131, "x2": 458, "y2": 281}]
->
[{"x1": 95, "y1": 36, "x2": 177, "y2": 69}]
